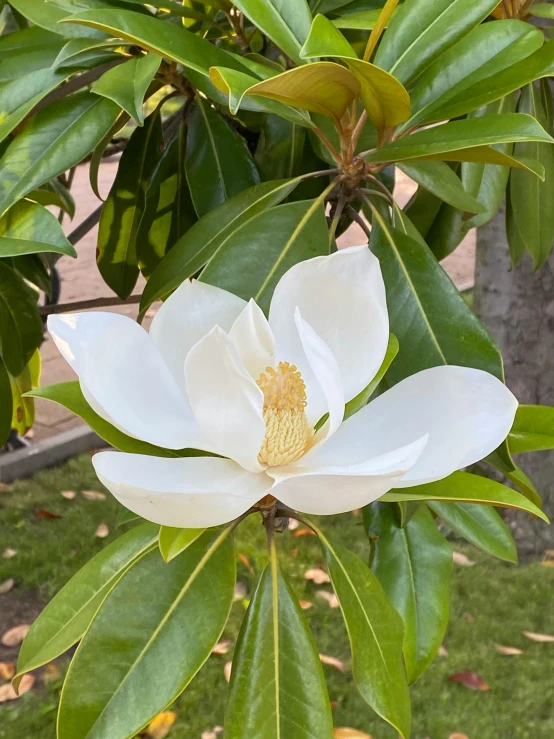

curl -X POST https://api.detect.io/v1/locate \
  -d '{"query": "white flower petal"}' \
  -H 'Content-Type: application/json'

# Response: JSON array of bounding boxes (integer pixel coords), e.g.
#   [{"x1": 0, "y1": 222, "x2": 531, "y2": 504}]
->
[
  {"x1": 185, "y1": 326, "x2": 266, "y2": 472},
  {"x1": 149, "y1": 280, "x2": 246, "y2": 396},
  {"x1": 93, "y1": 452, "x2": 272, "y2": 528},
  {"x1": 229, "y1": 299, "x2": 276, "y2": 380},
  {"x1": 305, "y1": 365, "x2": 517, "y2": 487},
  {"x1": 269, "y1": 437, "x2": 427, "y2": 515},
  {"x1": 48, "y1": 312, "x2": 206, "y2": 450},
  {"x1": 269, "y1": 245, "x2": 389, "y2": 403}
]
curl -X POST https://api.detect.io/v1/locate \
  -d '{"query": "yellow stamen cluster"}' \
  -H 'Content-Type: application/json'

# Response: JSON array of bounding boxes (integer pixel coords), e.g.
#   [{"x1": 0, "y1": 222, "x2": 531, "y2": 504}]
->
[{"x1": 256, "y1": 362, "x2": 312, "y2": 467}]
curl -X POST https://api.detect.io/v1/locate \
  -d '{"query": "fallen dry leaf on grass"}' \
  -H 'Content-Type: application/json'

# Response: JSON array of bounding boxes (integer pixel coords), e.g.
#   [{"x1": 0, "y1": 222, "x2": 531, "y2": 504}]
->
[
  {"x1": 299, "y1": 600, "x2": 313, "y2": 610},
  {"x1": 146, "y1": 711, "x2": 176, "y2": 738},
  {"x1": 495, "y1": 644, "x2": 523, "y2": 656},
  {"x1": 82, "y1": 490, "x2": 106, "y2": 501},
  {"x1": 201, "y1": 727, "x2": 223, "y2": 739},
  {"x1": 43, "y1": 663, "x2": 61, "y2": 683},
  {"x1": 305, "y1": 567, "x2": 330, "y2": 584},
  {"x1": 1, "y1": 624, "x2": 30, "y2": 647},
  {"x1": 0, "y1": 578, "x2": 14, "y2": 595},
  {"x1": 319, "y1": 654, "x2": 345, "y2": 672},
  {"x1": 0, "y1": 674, "x2": 34, "y2": 702},
  {"x1": 316, "y1": 590, "x2": 340, "y2": 608},
  {"x1": 211, "y1": 640, "x2": 231, "y2": 655},
  {"x1": 237, "y1": 553, "x2": 254, "y2": 575},
  {"x1": 334, "y1": 729, "x2": 372, "y2": 738},
  {"x1": 224, "y1": 662, "x2": 232, "y2": 682},
  {"x1": 294, "y1": 528, "x2": 316, "y2": 538},
  {"x1": 2, "y1": 549, "x2": 16, "y2": 559},
  {"x1": 449, "y1": 734, "x2": 469, "y2": 739},
  {"x1": 452, "y1": 552, "x2": 476, "y2": 567},
  {"x1": 0, "y1": 662, "x2": 15, "y2": 680},
  {"x1": 35, "y1": 509, "x2": 63, "y2": 520},
  {"x1": 438, "y1": 645, "x2": 449, "y2": 657},
  {"x1": 522, "y1": 631, "x2": 554, "y2": 643},
  {"x1": 95, "y1": 523, "x2": 109, "y2": 539},
  {"x1": 61, "y1": 490, "x2": 76, "y2": 500},
  {"x1": 448, "y1": 671, "x2": 489, "y2": 691},
  {"x1": 0, "y1": 482, "x2": 12, "y2": 493},
  {"x1": 465, "y1": 613, "x2": 475, "y2": 624}
]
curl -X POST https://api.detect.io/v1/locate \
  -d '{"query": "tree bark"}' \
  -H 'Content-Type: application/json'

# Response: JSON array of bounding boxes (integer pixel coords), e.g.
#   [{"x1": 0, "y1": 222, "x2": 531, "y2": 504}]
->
[{"x1": 474, "y1": 204, "x2": 554, "y2": 555}]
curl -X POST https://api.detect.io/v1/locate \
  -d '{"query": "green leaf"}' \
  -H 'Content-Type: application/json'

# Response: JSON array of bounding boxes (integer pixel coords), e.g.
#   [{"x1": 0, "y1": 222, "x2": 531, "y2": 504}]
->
[
  {"x1": 0, "y1": 356, "x2": 11, "y2": 447},
  {"x1": 0, "y1": 200, "x2": 76, "y2": 258},
  {"x1": 14, "y1": 523, "x2": 158, "y2": 687},
  {"x1": 508, "y1": 84, "x2": 554, "y2": 268},
  {"x1": 374, "y1": 0, "x2": 500, "y2": 84},
  {"x1": 344, "y1": 334, "x2": 399, "y2": 420},
  {"x1": 58, "y1": 528, "x2": 236, "y2": 739},
  {"x1": 314, "y1": 526, "x2": 411, "y2": 739},
  {"x1": 91, "y1": 52, "x2": 161, "y2": 125},
  {"x1": 201, "y1": 197, "x2": 329, "y2": 313},
  {"x1": 139, "y1": 178, "x2": 301, "y2": 316},
  {"x1": 232, "y1": 0, "x2": 312, "y2": 66},
  {"x1": 363, "y1": 114, "x2": 553, "y2": 174},
  {"x1": 367, "y1": 503, "x2": 452, "y2": 683},
  {"x1": 255, "y1": 117, "x2": 307, "y2": 180},
  {"x1": 185, "y1": 96, "x2": 260, "y2": 218},
  {"x1": 89, "y1": 110, "x2": 130, "y2": 201},
  {"x1": 116, "y1": 507, "x2": 143, "y2": 528},
  {"x1": 398, "y1": 160, "x2": 487, "y2": 214},
  {"x1": 0, "y1": 91, "x2": 120, "y2": 218},
  {"x1": 509, "y1": 404, "x2": 554, "y2": 454},
  {"x1": 8, "y1": 349, "x2": 40, "y2": 436},
  {"x1": 28, "y1": 178, "x2": 76, "y2": 219},
  {"x1": 302, "y1": 12, "x2": 358, "y2": 57},
  {"x1": 9, "y1": 0, "x2": 107, "y2": 37},
  {"x1": 0, "y1": 27, "x2": 65, "y2": 81},
  {"x1": 225, "y1": 542, "x2": 334, "y2": 739},
  {"x1": 26, "y1": 381, "x2": 190, "y2": 458},
  {"x1": 0, "y1": 262, "x2": 42, "y2": 377},
  {"x1": 137, "y1": 124, "x2": 197, "y2": 278},
  {"x1": 333, "y1": 8, "x2": 398, "y2": 30},
  {"x1": 53, "y1": 38, "x2": 123, "y2": 67},
  {"x1": 159, "y1": 527, "x2": 206, "y2": 563},
  {"x1": 404, "y1": 20, "x2": 543, "y2": 130},
  {"x1": 381, "y1": 471, "x2": 549, "y2": 522},
  {"x1": 530, "y1": 2, "x2": 554, "y2": 18},
  {"x1": 98, "y1": 108, "x2": 163, "y2": 299},
  {"x1": 428, "y1": 500, "x2": 517, "y2": 563}
]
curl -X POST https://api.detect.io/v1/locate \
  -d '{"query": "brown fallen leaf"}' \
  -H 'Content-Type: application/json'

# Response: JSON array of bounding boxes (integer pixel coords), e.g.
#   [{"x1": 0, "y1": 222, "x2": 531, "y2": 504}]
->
[
  {"x1": 0, "y1": 482, "x2": 13, "y2": 493},
  {"x1": 61, "y1": 490, "x2": 76, "y2": 500},
  {"x1": 43, "y1": 663, "x2": 61, "y2": 683},
  {"x1": 0, "y1": 673, "x2": 34, "y2": 702},
  {"x1": 287, "y1": 518, "x2": 299, "y2": 531},
  {"x1": 352, "y1": 508, "x2": 361, "y2": 517},
  {"x1": 448, "y1": 671, "x2": 489, "y2": 691},
  {"x1": 2, "y1": 548, "x2": 17, "y2": 559},
  {"x1": 146, "y1": 711, "x2": 176, "y2": 738},
  {"x1": 81, "y1": 490, "x2": 107, "y2": 501},
  {"x1": 95, "y1": 523, "x2": 109, "y2": 539},
  {"x1": 294, "y1": 528, "x2": 317, "y2": 538},
  {"x1": 0, "y1": 578, "x2": 14, "y2": 595},
  {"x1": 541, "y1": 560, "x2": 554, "y2": 567},
  {"x1": 495, "y1": 644, "x2": 523, "y2": 656},
  {"x1": 316, "y1": 590, "x2": 340, "y2": 608},
  {"x1": 0, "y1": 662, "x2": 15, "y2": 680},
  {"x1": 212, "y1": 640, "x2": 231, "y2": 655},
  {"x1": 1, "y1": 624, "x2": 31, "y2": 647},
  {"x1": 201, "y1": 727, "x2": 223, "y2": 739},
  {"x1": 35, "y1": 509, "x2": 63, "y2": 520},
  {"x1": 449, "y1": 734, "x2": 469, "y2": 739},
  {"x1": 299, "y1": 600, "x2": 313, "y2": 610},
  {"x1": 465, "y1": 613, "x2": 475, "y2": 624},
  {"x1": 305, "y1": 567, "x2": 330, "y2": 584},
  {"x1": 453, "y1": 552, "x2": 476, "y2": 567},
  {"x1": 522, "y1": 631, "x2": 554, "y2": 643},
  {"x1": 319, "y1": 654, "x2": 345, "y2": 672},
  {"x1": 238, "y1": 553, "x2": 254, "y2": 575},
  {"x1": 289, "y1": 547, "x2": 299, "y2": 558},
  {"x1": 438, "y1": 645, "x2": 449, "y2": 657},
  {"x1": 224, "y1": 662, "x2": 232, "y2": 682},
  {"x1": 334, "y1": 730, "x2": 372, "y2": 739}
]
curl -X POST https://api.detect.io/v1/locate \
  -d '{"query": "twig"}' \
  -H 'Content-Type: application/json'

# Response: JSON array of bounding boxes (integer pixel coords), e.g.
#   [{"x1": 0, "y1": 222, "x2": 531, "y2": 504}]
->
[
  {"x1": 328, "y1": 189, "x2": 348, "y2": 246},
  {"x1": 40, "y1": 295, "x2": 142, "y2": 315},
  {"x1": 67, "y1": 205, "x2": 103, "y2": 245},
  {"x1": 300, "y1": 168, "x2": 341, "y2": 180},
  {"x1": 346, "y1": 206, "x2": 372, "y2": 241}
]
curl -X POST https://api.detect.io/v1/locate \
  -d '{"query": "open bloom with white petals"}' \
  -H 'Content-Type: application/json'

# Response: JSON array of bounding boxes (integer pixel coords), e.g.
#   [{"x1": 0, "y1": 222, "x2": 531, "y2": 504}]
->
[{"x1": 48, "y1": 246, "x2": 518, "y2": 528}]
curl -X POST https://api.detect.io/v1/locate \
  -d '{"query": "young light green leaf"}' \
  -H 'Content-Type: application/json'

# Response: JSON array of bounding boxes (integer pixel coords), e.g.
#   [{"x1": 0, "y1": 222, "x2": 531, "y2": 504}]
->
[
  {"x1": 0, "y1": 262, "x2": 43, "y2": 377},
  {"x1": 159, "y1": 527, "x2": 206, "y2": 563},
  {"x1": 509, "y1": 404, "x2": 554, "y2": 454},
  {"x1": 333, "y1": 8, "x2": 398, "y2": 30},
  {"x1": 14, "y1": 524, "x2": 158, "y2": 687},
  {"x1": 0, "y1": 200, "x2": 76, "y2": 258},
  {"x1": 530, "y1": 2, "x2": 554, "y2": 18}
]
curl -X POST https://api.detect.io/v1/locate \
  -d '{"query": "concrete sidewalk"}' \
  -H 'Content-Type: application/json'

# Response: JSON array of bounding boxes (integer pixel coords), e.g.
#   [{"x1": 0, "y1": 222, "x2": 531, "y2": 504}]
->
[{"x1": 32, "y1": 163, "x2": 476, "y2": 442}]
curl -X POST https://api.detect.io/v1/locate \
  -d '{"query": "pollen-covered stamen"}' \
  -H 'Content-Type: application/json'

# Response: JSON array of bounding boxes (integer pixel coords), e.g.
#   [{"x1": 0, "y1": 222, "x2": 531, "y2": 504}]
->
[{"x1": 256, "y1": 361, "x2": 312, "y2": 467}]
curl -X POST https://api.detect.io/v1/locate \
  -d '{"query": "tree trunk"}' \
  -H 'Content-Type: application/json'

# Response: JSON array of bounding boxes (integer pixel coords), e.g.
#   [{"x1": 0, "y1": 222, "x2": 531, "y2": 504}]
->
[{"x1": 473, "y1": 204, "x2": 554, "y2": 555}]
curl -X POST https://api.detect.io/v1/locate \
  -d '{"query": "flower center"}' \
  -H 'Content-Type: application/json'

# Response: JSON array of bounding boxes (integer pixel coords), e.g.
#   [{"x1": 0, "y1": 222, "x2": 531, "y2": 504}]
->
[{"x1": 256, "y1": 361, "x2": 313, "y2": 467}]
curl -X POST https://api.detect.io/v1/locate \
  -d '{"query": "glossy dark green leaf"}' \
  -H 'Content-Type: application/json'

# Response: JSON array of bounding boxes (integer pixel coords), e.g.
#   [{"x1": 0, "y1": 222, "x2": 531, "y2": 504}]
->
[
  {"x1": 0, "y1": 356, "x2": 11, "y2": 447},
  {"x1": 159, "y1": 527, "x2": 206, "y2": 563},
  {"x1": 255, "y1": 116, "x2": 307, "y2": 180},
  {"x1": 509, "y1": 404, "x2": 554, "y2": 454},
  {"x1": 531, "y1": 2, "x2": 554, "y2": 18},
  {"x1": 0, "y1": 262, "x2": 42, "y2": 376},
  {"x1": 404, "y1": 20, "x2": 543, "y2": 129},
  {"x1": 91, "y1": 52, "x2": 161, "y2": 125},
  {"x1": 374, "y1": 0, "x2": 499, "y2": 84},
  {"x1": 89, "y1": 110, "x2": 130, "y2": 201},
  {"x1": 382, "y1": 471, "x2": 548, "y2": 522},
  {"x1": 226, "y1": 543, "x2": 334, "y2": 739},
  {"x1": 0, "y1": 27, "x2": 65, "y2": 81},
  {"x1": 367, "y1": 503, "x2": 452, "y2": 683},
  {"x1": 28, "y1": 178, "x2": 76, "y2": 219},
  {"x1": 344, "y1": 334, "x2": 399, "y2": 420},
  {"x1": 53, "y1": 38, "x2": 122, "y2": 66},
  {"x1": 0, "y1": 200, "x2": 76, "y2": 258},
  {"x1": 428, "y1": 500, "x2": 517, "y2": 563},
  {"x1": 232, "y1": 0, "x2": 312, "y2": 65},
  {"x1": 11, "y1": 254, "x2": 52, "y2": 295},
  {"x1": 201, "y1": 197, "x2": 329, "y2": 313},
  {"x1": 15, "y1": 523, "x2": 158, "y2": 687},
  {"x1": 333, "y1": 8, "x2": 397, "y2": 29},
  {"x1": 185, "y1": 96, "x2": 260, "y2": 218},
  {"x1": 398, "y1": 160, "x2": 486, "y2": 214},
  {"x1": 9, "y1": 0, "x2": 107, "y2": 37},
  {"x1": 0, "y1": 91, "x2": 120, "y2": 218},
  {"x1": 139, "y1": 178, "x2": 301, "y2": 315},
  {"x1": 137, "y1": 125, "x2": 197, "y2": 277},
  {"x1": 508, "y1": 84, "x2": 554, "y2": 268},
  {"x1": 315, "y1": 526, "x2": 411, "y2": 739},
  {"x1": 98, "y1": 109, "x2": 163, "y2": 299},
  {"x1": 58, "y1": 528, "x2": 235, "y2": 739}
]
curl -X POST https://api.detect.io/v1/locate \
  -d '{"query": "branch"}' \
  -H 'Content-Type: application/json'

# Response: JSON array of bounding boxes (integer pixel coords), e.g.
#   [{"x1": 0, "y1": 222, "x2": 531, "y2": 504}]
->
[
  {"x1": 67, "y1": 205, "x2": 103, "y2": 245},
  {"x1": 40, "y1": 294, "x2": 141, "y2": 316},
  {"x1": 346, "y1": 206, "x2": 372, "y2": 241}
]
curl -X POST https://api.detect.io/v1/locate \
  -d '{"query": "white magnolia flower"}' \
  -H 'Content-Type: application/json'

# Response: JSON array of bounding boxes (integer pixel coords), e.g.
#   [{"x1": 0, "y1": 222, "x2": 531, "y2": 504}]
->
[{"x1": 48, "y1": 246, "x2": 517, "y2": 528}]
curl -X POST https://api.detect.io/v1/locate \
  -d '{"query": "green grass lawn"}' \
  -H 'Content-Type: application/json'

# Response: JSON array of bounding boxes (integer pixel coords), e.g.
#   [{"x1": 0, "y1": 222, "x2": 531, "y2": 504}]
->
[{"x1": 1, "y1": 454, "x2": 553, "y2": 739}]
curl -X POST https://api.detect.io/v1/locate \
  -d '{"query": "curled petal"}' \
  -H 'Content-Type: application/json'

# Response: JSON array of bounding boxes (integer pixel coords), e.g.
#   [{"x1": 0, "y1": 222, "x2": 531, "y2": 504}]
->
[{"x1": 229, "y1": 299, "x2": 276, "y2": 381}]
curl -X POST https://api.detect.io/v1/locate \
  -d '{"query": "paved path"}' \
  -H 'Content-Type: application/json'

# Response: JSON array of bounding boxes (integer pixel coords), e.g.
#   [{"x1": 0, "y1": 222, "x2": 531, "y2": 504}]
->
[{"x1": 32, "y1": 163, "x2": 476, "y2": 441}]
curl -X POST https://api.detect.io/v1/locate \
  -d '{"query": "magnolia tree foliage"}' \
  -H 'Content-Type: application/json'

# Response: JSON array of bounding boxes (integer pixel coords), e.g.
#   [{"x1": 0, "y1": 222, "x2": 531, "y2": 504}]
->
[{"x1": 2, "y1": 0, "x2": 554, "y2": 736}]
